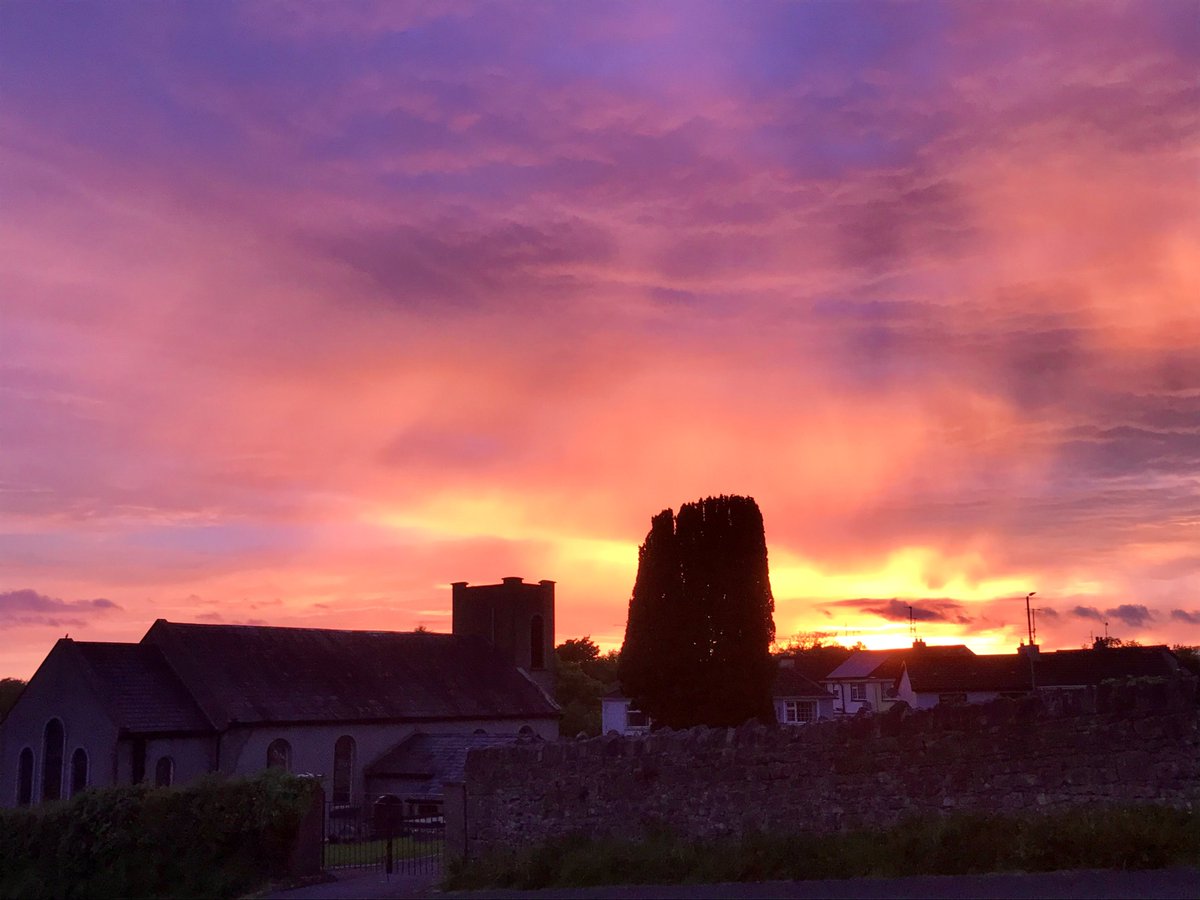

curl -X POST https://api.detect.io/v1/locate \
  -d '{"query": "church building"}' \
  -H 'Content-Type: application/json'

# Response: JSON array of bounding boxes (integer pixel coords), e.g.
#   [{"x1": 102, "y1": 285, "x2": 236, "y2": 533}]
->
[{"x1": 0, "y1": 577, "x2": 559, "y2": 813}]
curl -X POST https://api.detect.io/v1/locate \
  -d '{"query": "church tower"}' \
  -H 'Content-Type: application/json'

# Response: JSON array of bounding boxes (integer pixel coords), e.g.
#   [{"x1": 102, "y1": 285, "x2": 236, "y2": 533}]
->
[{"x1": 451, "y1": 577, "x2": 555, "y2": 697}]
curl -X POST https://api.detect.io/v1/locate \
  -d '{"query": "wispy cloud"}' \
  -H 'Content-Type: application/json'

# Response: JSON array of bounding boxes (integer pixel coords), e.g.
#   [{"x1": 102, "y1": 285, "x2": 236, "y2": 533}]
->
[{"x1": 0, "y1": 0, "x2": 1196, "y2": 675}]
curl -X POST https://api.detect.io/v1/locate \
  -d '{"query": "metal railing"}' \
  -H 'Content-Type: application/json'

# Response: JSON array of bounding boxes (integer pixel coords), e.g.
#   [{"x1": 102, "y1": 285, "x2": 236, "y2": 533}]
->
[{"x1": 323, "y1": 800, "x2": 444, "y2": 874}]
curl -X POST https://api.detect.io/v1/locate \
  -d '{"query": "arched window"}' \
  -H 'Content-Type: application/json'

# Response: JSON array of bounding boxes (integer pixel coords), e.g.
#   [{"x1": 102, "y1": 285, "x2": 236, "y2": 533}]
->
[
  {"x1": 266, "y1": 739, "x2": 291, "y2": 772},
  {"x1": 530, "y1": 615, "x2": 545, "y2": 670},
  {"x1": 17, "y1": 748, "x2": 33, "y2": 806},
  {"x1": 155, "y1": 756, "x2": 174, "y2": 787},
  {"x1": 42, "y1": 719, "x2": 64, "y2": 802},
  {"x1": 332, "y1": 736, "x2": 355, "y2": 804},
  {"x1": 70, "y1": 748, "x2": 89, "y2": 796},
  {"x1": 518, "y1": 724, "x2": 535, "y2": 736}
]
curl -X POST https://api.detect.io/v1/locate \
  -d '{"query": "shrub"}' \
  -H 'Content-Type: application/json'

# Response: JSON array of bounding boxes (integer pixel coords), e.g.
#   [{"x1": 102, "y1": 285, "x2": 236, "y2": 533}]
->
[
  {"x1": 0, "y1": 770, "x2": 318, "y2": 899},
  {"x1": 443, "y1": 804, "x2": 1200, "y2": 890}
]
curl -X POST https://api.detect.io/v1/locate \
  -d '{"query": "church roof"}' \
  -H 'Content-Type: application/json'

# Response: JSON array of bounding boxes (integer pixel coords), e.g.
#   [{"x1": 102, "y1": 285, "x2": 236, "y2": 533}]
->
[
  {"x1": 366, "y1": 732, "x2": 525, "y2": 799},
  {"x1": 141, "y1": 620, "x2": 559, "y2": 729},
  {"x1": 70, "y1": 641, "x2": 212, "y2": 734}
]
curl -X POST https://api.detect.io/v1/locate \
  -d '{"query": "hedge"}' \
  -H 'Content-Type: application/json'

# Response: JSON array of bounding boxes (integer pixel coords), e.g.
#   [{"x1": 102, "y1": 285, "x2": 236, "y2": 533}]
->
[{"x1": 0, "y1": 770, "x2": 319, "y2": 899}]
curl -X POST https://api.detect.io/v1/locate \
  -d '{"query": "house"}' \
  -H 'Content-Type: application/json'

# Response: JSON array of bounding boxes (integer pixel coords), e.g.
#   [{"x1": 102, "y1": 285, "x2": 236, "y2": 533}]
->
[
  {"x1": 772, "y1": 657, "x2": 837, "y2": 724},
  {"x1": 601, "y1": 690, "x2": 651, "y2": 735},
  {"x1": 1, "y1": 577, "x2": 559, "y2": 815},
  {"x1": 896, "y1": 642, "x2": 1187, "y2": 709},
  {"x1": 822, "y1": 642, "x2": 975, "y2": 715},
  {"x1": 601, "y1": 659, "x2": 837, "y2": 734}
]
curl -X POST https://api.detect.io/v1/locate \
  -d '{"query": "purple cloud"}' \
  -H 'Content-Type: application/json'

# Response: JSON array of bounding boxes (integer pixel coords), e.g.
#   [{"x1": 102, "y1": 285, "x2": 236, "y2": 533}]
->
[
  {"x1": 0, "y1": 589, "x2": 119, "y2": 628},
  {"x1": 826, "y1": 597, "x2": 973, "y2": 625}
]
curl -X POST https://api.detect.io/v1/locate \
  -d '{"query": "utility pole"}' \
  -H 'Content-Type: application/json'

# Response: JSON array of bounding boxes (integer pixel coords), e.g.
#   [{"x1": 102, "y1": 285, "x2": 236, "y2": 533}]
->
[{"x1": 1025, "y1": 591, "x2": 1038, "y2": 692}]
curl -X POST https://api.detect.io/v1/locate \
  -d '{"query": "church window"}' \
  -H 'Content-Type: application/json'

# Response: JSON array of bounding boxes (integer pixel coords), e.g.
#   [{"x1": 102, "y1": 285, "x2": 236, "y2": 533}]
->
[
  {"x1": 70, "y1": 748, "x2": 89, "y2": 796},
  {"x1": 42, "y1": 718, "x2": 64, "y2": 801},
  {"x1": 530, "y1": 615, "x2": 545, "y2": 669},
  {"x1": 155, "y1": 756, "x2": 174, "y2": 787},
  {"x1": 17, "y1": 748, "x2": 33, "y2": 806},
  {"x1": 332, "y1": 736, "x2": 355, "y2": 804},
  {"x1": 267, "y1": 739, "x2": 292, "y2": 772}
]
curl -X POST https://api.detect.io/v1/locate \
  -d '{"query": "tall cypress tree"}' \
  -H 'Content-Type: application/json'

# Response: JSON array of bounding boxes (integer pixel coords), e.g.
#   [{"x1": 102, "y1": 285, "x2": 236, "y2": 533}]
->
[{"x1": 619, "y1": 495, "x2": 776, "y2": 729}]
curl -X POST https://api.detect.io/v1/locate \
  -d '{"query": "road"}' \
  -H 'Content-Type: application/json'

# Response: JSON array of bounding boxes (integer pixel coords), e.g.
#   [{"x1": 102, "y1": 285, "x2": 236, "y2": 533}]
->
[{"x1": 269, "y1": 867, "x2": 1200, "y2": 899}]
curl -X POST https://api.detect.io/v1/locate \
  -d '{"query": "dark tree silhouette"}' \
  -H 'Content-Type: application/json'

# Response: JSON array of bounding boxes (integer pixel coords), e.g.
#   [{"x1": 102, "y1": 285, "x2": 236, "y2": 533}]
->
[
  {"x1": 619, "y1": 495, "x2": 776, "y2": 729},
  {"x1": 0, "y1": 678, "x2": 25, "y2": 723}
]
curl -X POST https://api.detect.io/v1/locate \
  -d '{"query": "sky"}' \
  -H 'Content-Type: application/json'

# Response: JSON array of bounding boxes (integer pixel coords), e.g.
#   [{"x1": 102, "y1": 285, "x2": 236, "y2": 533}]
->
[{"x1": 1, "y1": 0, "x2": 1198, "y2": 679}]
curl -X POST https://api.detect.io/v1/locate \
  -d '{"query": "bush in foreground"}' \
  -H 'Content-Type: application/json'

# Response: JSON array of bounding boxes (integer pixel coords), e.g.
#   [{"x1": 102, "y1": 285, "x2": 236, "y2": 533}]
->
[
  {"x1": 444, "y1": 804, "x2": 1200, "y2": 890},
  {"x1": 0, "y1": 770, "x2": 317, "y2": 899}
]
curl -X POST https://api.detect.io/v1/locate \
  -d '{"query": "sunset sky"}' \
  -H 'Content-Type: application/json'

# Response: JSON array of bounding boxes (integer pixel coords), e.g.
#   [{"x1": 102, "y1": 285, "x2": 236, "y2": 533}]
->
[{"x1": 2, "y1": 1, "x2": 1198, "y2": 679}]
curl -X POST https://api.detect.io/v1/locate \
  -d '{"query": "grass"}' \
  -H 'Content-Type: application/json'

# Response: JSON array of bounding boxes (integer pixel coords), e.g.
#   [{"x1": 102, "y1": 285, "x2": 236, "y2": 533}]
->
[
  {"x1": 443, "y1": 804, "x2": 1200, "y2": 890},
  {"x1": 324, "y1": 836, "x2": 444, "y2": 868}
]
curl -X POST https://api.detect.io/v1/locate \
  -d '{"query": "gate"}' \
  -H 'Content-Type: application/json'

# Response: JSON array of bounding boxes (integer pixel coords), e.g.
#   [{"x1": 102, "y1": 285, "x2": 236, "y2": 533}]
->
[{"x1": 323, "y1": 798, "x2": 444, "y2": 875}]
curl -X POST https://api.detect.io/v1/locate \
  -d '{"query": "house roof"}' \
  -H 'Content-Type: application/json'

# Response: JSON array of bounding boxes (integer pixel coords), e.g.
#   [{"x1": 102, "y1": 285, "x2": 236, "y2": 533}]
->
[
  {"x1": 1037, "y1": 645, "x2": 1180, "y2": 686},
  {"x1": 904, "y1": 653, "x2": 1031, "y2": 694},
  {"x1": 366, "y1": 732, "x2": 524, "y2": 799},
  {"x1": 773, "y1": 664, "x2": 835, "y2": 699},
  {"x1": 141, "y1": 620, "x2": 560, "y2": 729},
  {"x1": 825, "y1": 645, "x2": 974, "y2": 681},
  {"x1": 904, "y1": 645, "x2": 1182, "y2": 694},
  {"x1": 70, "y1": 641, "x2": 212, "y2": 734}
]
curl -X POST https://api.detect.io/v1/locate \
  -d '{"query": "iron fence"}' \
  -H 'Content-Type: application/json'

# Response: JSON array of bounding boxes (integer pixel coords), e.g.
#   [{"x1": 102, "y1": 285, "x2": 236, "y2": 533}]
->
[{"x1": 323, "y1": 800, "x2": 444, "y2": 875}]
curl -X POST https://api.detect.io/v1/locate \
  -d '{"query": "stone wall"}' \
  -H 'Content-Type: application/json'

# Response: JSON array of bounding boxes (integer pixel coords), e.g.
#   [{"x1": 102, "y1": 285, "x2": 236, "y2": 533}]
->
[{"x1": 455, "y1": 678, "x2": 1200, "y2": 858}]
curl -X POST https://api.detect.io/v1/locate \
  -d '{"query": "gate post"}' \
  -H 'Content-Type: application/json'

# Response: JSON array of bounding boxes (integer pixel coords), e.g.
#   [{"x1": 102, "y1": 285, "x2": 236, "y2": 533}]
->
[
  {"x1": 289, "y1": 780, "x2": 325, "y2": 876},
  {"x1": 443, "y1": 781, "x2": 468, "y2": 862}
]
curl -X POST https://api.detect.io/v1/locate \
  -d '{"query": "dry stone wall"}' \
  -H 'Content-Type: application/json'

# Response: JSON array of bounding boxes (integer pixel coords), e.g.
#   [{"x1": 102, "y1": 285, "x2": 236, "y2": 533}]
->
[{"x1": 459, "y1": 679, "x2": 1200, "y2": 857}]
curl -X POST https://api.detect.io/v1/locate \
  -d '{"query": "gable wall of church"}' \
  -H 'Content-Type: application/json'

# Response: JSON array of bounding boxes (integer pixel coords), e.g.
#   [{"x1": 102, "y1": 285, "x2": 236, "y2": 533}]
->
[{"x1": 0, "y1": 645, "x2": 119, "y2": 807}]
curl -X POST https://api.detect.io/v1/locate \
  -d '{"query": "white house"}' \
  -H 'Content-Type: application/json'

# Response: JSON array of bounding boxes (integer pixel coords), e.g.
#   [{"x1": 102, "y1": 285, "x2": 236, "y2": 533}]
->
[
  {"x1": 823, "y1": 642, "x2": 974, "y2": 715},
  {"x1": 896, "y1": 643, "x2": 1186, "y2": 709}
]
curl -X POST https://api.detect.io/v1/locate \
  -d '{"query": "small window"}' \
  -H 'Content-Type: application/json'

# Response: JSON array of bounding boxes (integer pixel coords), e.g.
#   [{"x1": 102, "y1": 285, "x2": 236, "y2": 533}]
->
[
  {"x1": 530, "y1": 615, "x2": 545, "y2": 669},
  {"x1": 70, "y1": 748, "x2": 89, "y2": 796},
  {"x1": 17, "y1": 747, "x2": 33, "y2": 806},
  {"x1": 42, "y1": 719, "x2": 64, "y2": 801},
  {"x1": 518, "y1": 725, "x2": 535, "y2": 736},
  {"x1": 625, "y1": 707, "x2": 649, "y2": 728},
  {"x1": 332, "y1": 736, "x2": 355, "y2": 804},
  {"x1": 849, "y1": 683, "x2": 868, "y2": 703},
  {"x1": 155, "y1": 756, "x2": 174, "y2": 787},
  {"x1": 267, "y1": 739, "x2": 292, "y2": 772},
  {"x1": 784, "y1": 701, "x2": 817, "y2": 724}
]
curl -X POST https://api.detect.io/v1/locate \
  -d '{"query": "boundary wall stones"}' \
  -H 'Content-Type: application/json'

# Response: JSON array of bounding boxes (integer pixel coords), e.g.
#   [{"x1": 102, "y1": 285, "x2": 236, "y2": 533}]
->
[{"x1": 452, "y1": 677, "x2": 1200, "y2": 858}]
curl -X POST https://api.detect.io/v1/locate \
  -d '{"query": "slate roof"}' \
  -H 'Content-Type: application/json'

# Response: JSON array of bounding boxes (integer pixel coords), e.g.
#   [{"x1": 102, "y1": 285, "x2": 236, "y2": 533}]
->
[
  {"x1": 773, "y1": 664, "x2": 835, "y2": 699},
  {"x1": 1038, "y1": 645, "x2": 1181, "y2": 686},
  {"x1": 141, "y1": 620, "x2": 560, "y2": 729},
  {"x1": 70, "y1": 641, "x2": 211, "y2": 734},
  {"x1": 366, "y1": 732, "x2": 524, "y2": 799},
  {"x1": 825, "y1": 645, "x2": 975, "y2": 681},
  {"x1": 904, "y1": 653, "x2": 1031, "y2": 694},
  {"x1": 904, "y1": 645, "x2": 1182, "y2": 694}
]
